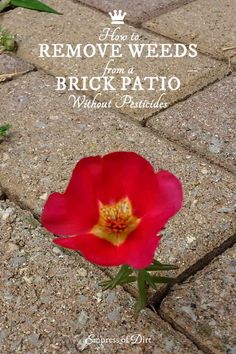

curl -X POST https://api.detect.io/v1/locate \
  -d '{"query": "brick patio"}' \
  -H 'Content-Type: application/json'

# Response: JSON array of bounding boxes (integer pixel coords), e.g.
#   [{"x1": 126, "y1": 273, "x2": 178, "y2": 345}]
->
[{"x1": 0, "y1": 0, "x2": 235, "y2": 353}]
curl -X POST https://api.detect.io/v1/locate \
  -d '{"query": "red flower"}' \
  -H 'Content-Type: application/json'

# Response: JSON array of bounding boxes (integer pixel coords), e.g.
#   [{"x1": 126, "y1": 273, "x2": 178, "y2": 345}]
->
[{"x1": 42, "y1": 152, "x2": 182, "y2": 269}]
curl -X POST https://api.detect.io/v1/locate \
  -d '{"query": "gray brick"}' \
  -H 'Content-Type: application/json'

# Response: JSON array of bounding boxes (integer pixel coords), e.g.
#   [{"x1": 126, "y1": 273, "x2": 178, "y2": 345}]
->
[
  {"x1": 148, "y1": 74, "x2": 236, "y2": 171},
  {"x1": 0, "y1": 0, "x2": 228, "y2": 120},
  {"x1": 0, "y1": 200, "x2": 202, "y2": 353},
  {"x1": 160, "y1": 245, "x2": 236, "y2": 353},
  {"x1": 0, "y1": 71, "x2": 235, "y2": 279},
  {"x1": 144, "y1": 0, "x2": 236, "y2": 65},
  {"x1": 77, "y1": 0, "x2": 194, "y2": 25}
]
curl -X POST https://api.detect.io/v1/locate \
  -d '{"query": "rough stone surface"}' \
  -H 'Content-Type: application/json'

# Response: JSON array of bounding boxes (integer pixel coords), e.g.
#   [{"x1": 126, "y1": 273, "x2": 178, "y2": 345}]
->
[
  {"x1": 147, "y1": 73, "x2": 236, "y2": 172},
  {"x1": 77, "y1": 0, "x2": 194, "y2": 25},
  {"x1": 0, "y1": 0, "x2": 228, "y2": 120},
  {"x1": 0, "y1": 200, "x2": 202, "y2": 354},
  {"x1": 0, "y1": 71, "x2": 235, "y2": 277},
  {"x1": 160, "y1": 245, "x2": 236, "y2": 354},
  {"x1": 144, "y1": 0, "x2": 236, "y2": 65},
  {"x1": 0, "y1": 53, "x2": 34, "y2": 77}
]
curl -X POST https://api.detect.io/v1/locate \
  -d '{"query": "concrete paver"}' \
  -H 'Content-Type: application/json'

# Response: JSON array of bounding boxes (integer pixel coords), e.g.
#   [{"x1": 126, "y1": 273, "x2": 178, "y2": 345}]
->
[
  {"x1": 147, "y1": 73, "x2": 236, "y2": 172},
  {"x1": 0, "y1": 71, "x2": 235, "y2": 278},
  {"x1": 0, "y1": 53, "x2": 34, "y2": 80},
  {"x1": 0, "y1": 0, "x2": 228, "y2": 120},
  {"x1": 0, "y1": 0, "x2": 235, "y2": 351},
  {"x1": 144, "y1": 0, "x2": 236, "y2": 65},
  {"x1": 0, "y1": 200, "x2": 202, "y2": 353},
  {"x1": 77, "y1": 0, "x2": 193, "y2": 25},
  {"x1": 160, "y1": 245, "x2": 236, "y2": 354}
]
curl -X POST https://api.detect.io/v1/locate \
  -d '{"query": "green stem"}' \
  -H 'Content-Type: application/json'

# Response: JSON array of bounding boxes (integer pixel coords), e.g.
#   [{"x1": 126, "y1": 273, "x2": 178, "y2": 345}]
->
[
  {"x1": 0, "y1": 0, "x2": 11, "y2": 12},
  {"x1": 110, "y1": 265, "x2": 131, "y2": 287},
  {"x1": 99, "y1": 265, "x2": 132, "y2": 290},
  {"x1": 135, "y1": 269, "x2": 148, "y2": 315},
  {"x1": 99, "y1": 260, "x2": 178, "y2": 317}
]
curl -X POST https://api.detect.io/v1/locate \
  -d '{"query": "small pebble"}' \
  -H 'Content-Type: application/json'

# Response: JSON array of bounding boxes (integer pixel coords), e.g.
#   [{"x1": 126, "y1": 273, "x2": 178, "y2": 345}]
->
[
  {"x1": 2, "y1": 153, "x2": 9, "y2": 162},
  {"x1": 0, "y1": 330, "x2": 8, "y2": 342},
  {"x1": 181, "y1": 306, "x2": 197, "y2": 321},
  {"x1": 7, "y1": 242, "x2": 19, "y2": 253},
  {"x1": 28, "y1": 333, "x2": 40, "y2": 346},
  {"x1": 1, "y1": 207, "x2": 14, "y2": 220},
  {"x1": 35, "y1": 121, "x2": 46, "y2": 129},
  {"x1": 77, "y1": 311, "x2": 89, "y2": 326},
  {"x1": 23, "y1": 276, "x2": 33, "y2": 284},
  {"x1": 77, "y1": 268, "x2": 87, "y2": 277},
  {"x1": 11, "y1": 256, "x2": 26, "y2": 267},
  {"x1": 186, "y1": 236, "x2": 196, "y2": 244},
  {"x1": 106, "y1": 290, "x2": 117, "y2": 303},
  {"x1": 201, "y1": 167, "x2": 208, "y2": 175},
  {"x1": 217, "y1": 206, "x2": 235, "y2": 213},
  {"x1": 96, "y1": 292, "x2": 103, "y2": 303},
  {"x1": 52, "y1": 247, "x2": 63, "y2": 255},
  {"x1": 107, "y1": 307, "x2": 120, "y2": 322},
  {"x1": 209, "y1": 137, "x2": 222, "y2": 154},
  {"x1": 39, "y1": 193, "x2": 48, "y2": 201}
]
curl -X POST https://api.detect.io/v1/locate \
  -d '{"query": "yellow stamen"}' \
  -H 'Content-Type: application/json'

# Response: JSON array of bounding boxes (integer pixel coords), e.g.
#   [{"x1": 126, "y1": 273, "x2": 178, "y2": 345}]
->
[{"x1": 92, "y1": 197, "x2": 140, "y2": 246}]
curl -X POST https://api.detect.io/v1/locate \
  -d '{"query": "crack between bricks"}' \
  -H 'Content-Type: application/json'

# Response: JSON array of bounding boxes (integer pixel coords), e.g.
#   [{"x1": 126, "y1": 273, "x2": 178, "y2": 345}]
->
[
  {"x1": 73, "y1": 0, "x2": 197, "y2": 28},
  {"x1": 1, "y1": 69, "x2": 235, "y2": 286},
  {"x1": 0, "y1": 63, "x2": 37, "y2": 83},
  {"x1": 1, "y1": 43, "x2": 235, "y2": 317},
  {"x1": 2, "y1": 179, "x2": 235, "y2": 299},
  {"x1": 148, "y1": 237, "x2": 236, "y2": 353},
  {"x1": 145, "y1": 123, "x2": 236, "y2": 175},
  {"x1": 68, "y1": 0, "x2": 233, "y2": 68},
  {"x1": 1, "y1": 62, "x2": 231, "y2": 177},
  {"x1": 0, "y1": 181, "x2": 139, "y2": 290},
  {"x1": 158, "y1": 309, "x2": 214, "y2": 354},
  {"x1": 150, "y1": 233, "x2": 236, "y2": 309},
  {"x1": 1, "y1": 46, "x2": 233, "y2": 176},
  {"x1": 140, "y1": 72, "x2": 236, "y2": 176},
  {"x1": 0, "y1": 183, "x2": 235, "y2": 352},
  {"x1": 142, "y1": 70, "x2": 232, "y2": 127},
  {"x1": 140, "y1": 25, "x2": 232, "y2": 66},
  {"x1": 6, "y1": 61, "x2": 234, "y2": 177},
  {"x1": 1, "y1": 67, "x2": 234, "y2": 271},
  {"x1": 0, "y1": 189, "x2": 7, "y2": 200},
  {"x1": 0, "y1": 5, "x2": 234, "y2": 350},
  {"x1": 145, "y1": 306, "x2": 206, "y2": 354}
]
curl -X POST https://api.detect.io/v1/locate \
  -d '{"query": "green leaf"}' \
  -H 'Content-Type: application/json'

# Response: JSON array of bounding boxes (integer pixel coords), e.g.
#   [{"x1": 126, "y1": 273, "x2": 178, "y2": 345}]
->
[
  {"x1": 151, "y1": 276, "x2": 176, "y2": 284},
  {"x1": 10, "y1": 0, "x2": 61, "y2": 14},
  {"x1": 146, "y1": 259, "x2": 179, "y2": 271},
  {"x1": 145, "y1": 272, "x2": 157, "y2": 290},
  {"x1": 146, "y1": 264, "x2": 179, "y2": 271},
  {"x1": 135, "y1": 270, "x2": 147, "y2": 315},
  {"x1": 99, "y1": 280, "x2": 113, "y2": 291},
  {"x1": 0, "y1": 124, "x2": 11, "y2": 136},
  {"x1": 99, "y1": 265, "x2": 133, "y2": 290},
  {"x1": 118, "y1": 276, "x2": 136, "y2": 285}
]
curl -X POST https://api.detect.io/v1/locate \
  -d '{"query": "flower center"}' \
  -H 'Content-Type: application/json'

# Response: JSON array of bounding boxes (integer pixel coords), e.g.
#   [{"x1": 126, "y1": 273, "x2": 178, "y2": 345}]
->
[{"x1": 92, "y1": 197, "x2": 140, "y2": 246}]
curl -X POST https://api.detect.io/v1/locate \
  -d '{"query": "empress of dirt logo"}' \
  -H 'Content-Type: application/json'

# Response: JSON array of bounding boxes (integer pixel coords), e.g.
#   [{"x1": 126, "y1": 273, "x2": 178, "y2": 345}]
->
[{"x1": 38, "y1": 10, "x2": 198, "y2": 111}]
